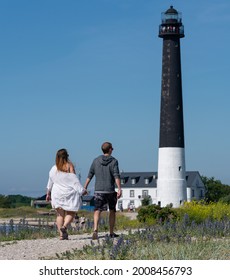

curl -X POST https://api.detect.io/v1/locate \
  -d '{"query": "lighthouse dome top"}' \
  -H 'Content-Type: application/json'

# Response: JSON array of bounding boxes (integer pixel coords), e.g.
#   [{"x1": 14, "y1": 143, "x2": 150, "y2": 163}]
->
[
  {"x1": 161, "y1": 6, "x2": 182, "y2": 24},
  {"x1": 165, "y1": 6, "x2": 178, "y2": 15}
]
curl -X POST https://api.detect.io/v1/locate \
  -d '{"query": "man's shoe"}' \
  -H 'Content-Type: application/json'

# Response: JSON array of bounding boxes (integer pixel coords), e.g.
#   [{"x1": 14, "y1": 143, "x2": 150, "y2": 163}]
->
[
  {"x1": 109, "y1": 233, "x2": 119, "y2": 238},
  {"x1": 92, "y1": 231, "x2": 98, "y2": 240}
]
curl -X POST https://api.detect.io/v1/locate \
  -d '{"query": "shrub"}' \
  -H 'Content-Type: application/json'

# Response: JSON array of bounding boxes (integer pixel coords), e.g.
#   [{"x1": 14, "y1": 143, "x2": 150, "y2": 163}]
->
[
  {"x1": 141, "y1": 196, "x2": 151, "y2": 206},
  {"x1": 137, "y1": 204, "x2": 177, "y2": 224},
  {"x1": 177, "y1": 201, "x2": 230, "y2": 223},
  {"x1": 220, "y1": 194, "x2": 230, "y2": 204}
]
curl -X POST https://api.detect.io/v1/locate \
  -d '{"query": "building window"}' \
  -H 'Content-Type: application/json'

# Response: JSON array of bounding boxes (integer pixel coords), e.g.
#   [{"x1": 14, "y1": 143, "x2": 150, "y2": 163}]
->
[
  {"x1": 142, "y1": 190, "x2": 148, "y2": 197},
  {"x1": 121, "y1": 179, "x2": 125, "y2": 185},
  {"x1": 192, "y1": 189, "x2": 195, "y2": 197},
  {"x1": 144, "y1": 178, "x2": 149, "y2": 184},
  {"x1": 130, "y1": 190, "x2": 135, "y2": 197},
  {"x1": 131, "y1": 178, "x2": 136, "y2": 184},
  {"x1": 200, "y1": 190, "x2": 204, "y2": 198}
]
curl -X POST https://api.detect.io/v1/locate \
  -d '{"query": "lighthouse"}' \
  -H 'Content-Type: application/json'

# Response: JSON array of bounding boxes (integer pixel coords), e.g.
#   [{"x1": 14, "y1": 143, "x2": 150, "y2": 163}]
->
[{"x1": 157, "y1": 6, "x2": 187, "y2": 207}]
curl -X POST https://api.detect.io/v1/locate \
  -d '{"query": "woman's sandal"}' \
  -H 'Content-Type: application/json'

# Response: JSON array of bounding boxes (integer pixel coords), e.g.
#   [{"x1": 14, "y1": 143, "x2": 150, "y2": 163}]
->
[{"x1": 60, "y1": 226, "x2": 68, "y2": 240}]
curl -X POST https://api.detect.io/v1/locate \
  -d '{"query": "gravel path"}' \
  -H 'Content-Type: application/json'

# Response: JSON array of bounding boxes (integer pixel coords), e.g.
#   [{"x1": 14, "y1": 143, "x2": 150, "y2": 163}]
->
[{"x1": 0, "y1": 232, "x2": 116, "y2": 260}]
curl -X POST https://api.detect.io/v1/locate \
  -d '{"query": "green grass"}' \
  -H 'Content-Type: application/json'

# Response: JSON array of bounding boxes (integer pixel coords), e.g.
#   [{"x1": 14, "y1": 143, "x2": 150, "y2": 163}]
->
[{"x1": 0, "y1": 206, "x2": 49, "y2": 218}]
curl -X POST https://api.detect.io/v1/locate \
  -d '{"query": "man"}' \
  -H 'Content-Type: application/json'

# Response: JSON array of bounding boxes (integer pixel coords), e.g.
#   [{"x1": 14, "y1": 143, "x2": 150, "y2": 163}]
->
[{"x1": 83, "y1": 142, "x2": 122, "y2": 240}]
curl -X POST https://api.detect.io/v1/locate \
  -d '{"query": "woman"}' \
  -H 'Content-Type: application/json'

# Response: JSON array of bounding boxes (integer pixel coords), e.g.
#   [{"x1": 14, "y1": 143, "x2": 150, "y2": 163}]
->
[{"x1": 46, "y1": 149, "x2": 84, "y2": 240}]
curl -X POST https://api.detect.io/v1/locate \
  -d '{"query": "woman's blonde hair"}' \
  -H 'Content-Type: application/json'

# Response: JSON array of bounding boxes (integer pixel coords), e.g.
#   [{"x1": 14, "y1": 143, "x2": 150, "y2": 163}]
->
[{"x1": 56, "y1": 148, "x2": 69, "y2": 171}]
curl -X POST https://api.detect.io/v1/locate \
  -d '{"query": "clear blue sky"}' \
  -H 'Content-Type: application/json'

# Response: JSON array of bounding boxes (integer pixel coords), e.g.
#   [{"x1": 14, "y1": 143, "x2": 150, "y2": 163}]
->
[{"x1": 0, "y1": 0, "x2": 230, "y2": 197}]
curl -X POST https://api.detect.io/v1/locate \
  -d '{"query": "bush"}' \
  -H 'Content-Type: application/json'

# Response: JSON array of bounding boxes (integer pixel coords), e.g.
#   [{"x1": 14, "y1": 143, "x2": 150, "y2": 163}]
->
[
  {"x1": 177, "y1": 201, "x2": 230, "y2": 223},
  {"x1": 220, "y1": 194, "x2": 230, "y2": 204},
  {"x1": 141, "y1": 196, "x2": 151, "y2": 206},
  {"x1": 137, "y1": 204, "x2": 177, "y2": 224}
]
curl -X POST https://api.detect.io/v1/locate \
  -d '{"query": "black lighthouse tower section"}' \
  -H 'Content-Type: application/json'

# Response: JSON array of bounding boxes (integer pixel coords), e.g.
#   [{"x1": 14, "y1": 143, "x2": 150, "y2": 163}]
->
[{"x1": 159, "y1": 6, "x2": 185, "y2": 148}]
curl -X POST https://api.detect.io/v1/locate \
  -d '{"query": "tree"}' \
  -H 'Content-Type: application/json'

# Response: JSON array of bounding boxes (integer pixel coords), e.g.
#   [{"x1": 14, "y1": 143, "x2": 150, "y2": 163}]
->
[
  {"x1": 0, "y1": 195, "x2": 11, "y2": 208},
  {"x1": 220, "y1": 194, "x2": 230, "y2": 204},
  {"x1": 0, "y1": 194, "x2": 34, "y2": 208},
  {"x1": 141, "y1": 195, "x2": 152, "y2": 206},
  {"x1": 202, "y1": 176, "x2": 230, "y2": 202}
]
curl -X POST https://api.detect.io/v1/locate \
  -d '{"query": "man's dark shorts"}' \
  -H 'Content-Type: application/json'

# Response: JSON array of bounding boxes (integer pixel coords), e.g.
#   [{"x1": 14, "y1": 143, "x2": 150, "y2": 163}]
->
[{"x1": 94, "y1": 192, "x2": 117, "y2": 212}]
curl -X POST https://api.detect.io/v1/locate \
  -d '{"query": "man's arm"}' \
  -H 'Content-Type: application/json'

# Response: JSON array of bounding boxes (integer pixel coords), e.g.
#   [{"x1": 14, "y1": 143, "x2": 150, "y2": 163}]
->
[
  {"x1": 83, "y1": 178, "x2": 91, "y2": 195},
  {"x1": 115, "y1": 177, "x2": 122, "y2": 199},
  {"x1": 113, "y1": 160, "x2": 122, "y2": 198},
  {"x1": 83, "y1": 161, "x2": 95, "y2": 195}
]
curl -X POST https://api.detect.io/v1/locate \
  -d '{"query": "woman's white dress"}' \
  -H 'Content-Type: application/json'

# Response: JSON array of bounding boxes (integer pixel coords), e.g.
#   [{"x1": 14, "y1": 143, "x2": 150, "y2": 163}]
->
[{"x1": 46, "y1": 165, "x2": 84, "y2": 211}]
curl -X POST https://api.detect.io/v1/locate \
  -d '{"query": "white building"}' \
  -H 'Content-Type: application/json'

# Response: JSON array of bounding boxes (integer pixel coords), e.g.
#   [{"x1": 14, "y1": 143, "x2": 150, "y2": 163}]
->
[{"x1": 116, "y1": 171, "x2": 205, "y2": 210}]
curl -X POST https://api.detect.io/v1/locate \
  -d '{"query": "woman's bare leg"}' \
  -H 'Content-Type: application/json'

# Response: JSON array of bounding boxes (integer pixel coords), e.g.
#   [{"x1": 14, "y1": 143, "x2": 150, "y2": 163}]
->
[
  {"x1": 56, "y1": 208, "x2": 65, "y2": 231},
  {"x1": 64, "y1": 211, "x2": 75, "y2": 228}
]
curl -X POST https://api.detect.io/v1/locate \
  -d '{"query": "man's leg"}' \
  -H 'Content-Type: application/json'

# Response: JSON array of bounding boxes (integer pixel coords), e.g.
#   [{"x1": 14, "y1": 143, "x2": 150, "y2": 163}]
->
[
  {"x1": 93, "y1": 210, "x2": 101, "y2": 232},
  {"x1": 107, "y1": 192, "x2": 119, "y2": 237},
  {"x1": 92, "y1": 193, "x2": 104, "y2": 239},
  {"x1": 109, "y1": 209, "x2": 115, "y2": 235},
  {"x1": 92, "y1": 210, "x2": 101, "y2": 240}
]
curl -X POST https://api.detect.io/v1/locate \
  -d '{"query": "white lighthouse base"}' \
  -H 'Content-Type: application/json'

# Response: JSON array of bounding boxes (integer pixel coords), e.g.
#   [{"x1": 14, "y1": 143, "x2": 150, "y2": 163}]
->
[{"x1": 157, "y1": 147, "x2": 187, "y2": 208}]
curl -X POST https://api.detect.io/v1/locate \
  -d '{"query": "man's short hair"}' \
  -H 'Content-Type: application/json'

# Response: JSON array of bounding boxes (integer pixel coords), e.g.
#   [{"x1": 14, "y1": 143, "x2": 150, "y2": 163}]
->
[{"x1": 101, "y1": 142, "x2": 113, "y2": 154}]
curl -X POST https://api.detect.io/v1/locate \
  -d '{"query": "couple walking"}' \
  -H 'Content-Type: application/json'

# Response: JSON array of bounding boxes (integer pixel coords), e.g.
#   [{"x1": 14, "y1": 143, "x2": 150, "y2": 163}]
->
[{"x1": 46, "y1": 142, "x2": 122, "y2": 240}]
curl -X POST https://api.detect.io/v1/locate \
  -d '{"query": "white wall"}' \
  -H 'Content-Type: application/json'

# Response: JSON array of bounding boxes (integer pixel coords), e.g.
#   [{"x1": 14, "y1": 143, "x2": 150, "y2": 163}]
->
[{"x1": 116, "y1": 187, "x2": 157, "y2": 210}]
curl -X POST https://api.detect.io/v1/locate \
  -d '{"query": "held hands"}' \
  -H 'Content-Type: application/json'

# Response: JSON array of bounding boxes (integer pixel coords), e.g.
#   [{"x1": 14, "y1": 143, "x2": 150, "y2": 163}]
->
[{"x1": 82, "y1": 189, "x2": 88, "y2": 196}]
